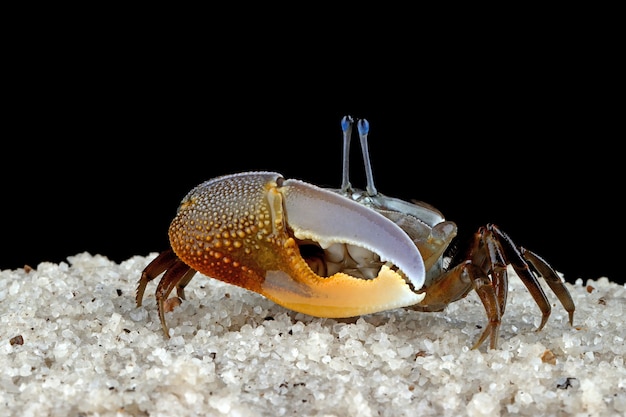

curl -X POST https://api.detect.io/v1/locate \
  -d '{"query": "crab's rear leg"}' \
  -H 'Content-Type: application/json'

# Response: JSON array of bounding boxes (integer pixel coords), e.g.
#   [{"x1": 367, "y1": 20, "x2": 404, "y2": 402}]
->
[
  {"x1": 490, "y1": 225, "x2": 575, "y2": 330},
  {"x1": 136, "y1": 249, "x2": 198, "y2": 337},
  {"x1": 521, "y1": 247, "x2": 575, "y2": 325},
  {"x1": 154, "y1": 260, "x2": 197, "y2": 337},
  {"x1": 136, "y1": 249, "x2": 179, "y2": 307}
]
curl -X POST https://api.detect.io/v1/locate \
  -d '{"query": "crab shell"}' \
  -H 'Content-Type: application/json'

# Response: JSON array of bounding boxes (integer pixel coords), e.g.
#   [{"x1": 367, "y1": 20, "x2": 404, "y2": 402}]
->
[{"x1": 168, "y1": 171, "x2": 426, "y2": 318}]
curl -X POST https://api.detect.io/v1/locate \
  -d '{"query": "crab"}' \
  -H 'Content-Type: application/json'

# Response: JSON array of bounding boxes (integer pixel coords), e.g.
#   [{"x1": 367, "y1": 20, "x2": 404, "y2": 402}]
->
[{"x1": 136, "y1": 116, "x2": 575, "y2": 349}]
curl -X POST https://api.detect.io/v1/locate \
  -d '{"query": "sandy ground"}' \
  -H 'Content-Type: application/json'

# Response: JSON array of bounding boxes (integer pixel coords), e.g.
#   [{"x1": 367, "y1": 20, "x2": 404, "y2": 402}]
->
[{"x1": 1, "y1": 252, "x2": 625, "y2": 417}]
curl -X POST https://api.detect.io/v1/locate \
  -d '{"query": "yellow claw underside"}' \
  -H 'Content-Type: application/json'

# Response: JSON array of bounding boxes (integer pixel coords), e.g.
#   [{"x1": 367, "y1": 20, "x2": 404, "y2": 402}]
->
[{"x1": 260, "y1": 265, "x2": 426, "y2": 318}]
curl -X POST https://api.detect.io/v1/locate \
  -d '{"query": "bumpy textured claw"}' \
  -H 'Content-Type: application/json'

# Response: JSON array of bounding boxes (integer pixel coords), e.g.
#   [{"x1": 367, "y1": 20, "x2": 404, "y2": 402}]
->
[{"x1": 167, "y1": 171, "x2": 426, "y2": 319}]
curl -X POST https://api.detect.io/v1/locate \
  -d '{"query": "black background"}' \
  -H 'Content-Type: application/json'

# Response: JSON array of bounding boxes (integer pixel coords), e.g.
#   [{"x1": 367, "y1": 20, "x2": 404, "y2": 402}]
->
[{"x1": 2, "y1": 28, "x2": 622, "y2": 286}]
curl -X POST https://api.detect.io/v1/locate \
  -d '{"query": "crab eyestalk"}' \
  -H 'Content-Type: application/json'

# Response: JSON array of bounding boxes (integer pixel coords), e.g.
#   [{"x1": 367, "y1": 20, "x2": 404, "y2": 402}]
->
[
  {"x1": 340, "y1": 116, "x2": 377, "y2": 197},
  {"x1": 357, "y1": 118, "x2": 378, "y2": 197},
  {"x1": 340, "y1": 115, "x2": 354, "y2": 193}
]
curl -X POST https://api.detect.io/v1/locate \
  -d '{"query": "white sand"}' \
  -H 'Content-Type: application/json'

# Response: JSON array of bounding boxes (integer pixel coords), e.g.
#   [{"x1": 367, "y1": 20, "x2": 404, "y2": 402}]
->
[{"x1": 1, "y1": 252, "x2": 625, "y2": 417}]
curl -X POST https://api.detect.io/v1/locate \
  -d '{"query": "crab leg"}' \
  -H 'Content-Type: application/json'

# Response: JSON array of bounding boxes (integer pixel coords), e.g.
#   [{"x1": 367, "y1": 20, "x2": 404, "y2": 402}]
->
[
  {"x1": 489, "y1": 225, "x2": 554, "y2": 331},
  {"x1": 475, "y1": 226, "x2": 509, "y2": 318},
  {"x1": 412, "y1": 226, "x2": 519, "y2": 349},
  {"x1": 488, "y1": 224, "x2": 576, "y2": 329},
  {"x1": 154, "y1": 260, "x2": 196, "y2": 337},
  {"x1": 460, "y1": 227, "x2": 508, "y2": 349},
  {"x1": 467, "y1": 263, "x2": 503, "y2": 349},
  {"x1": 136, "y1": 249, "x2": 179, "y2": 307},
  {"x1": 467, "y1": 227, "x2": 515, "y2": 349},
  {"x1": 412, "y1": 258, "x2": 504, "y2": 350},
  {"x1": 521, "y1": 248, "x2": 575, "y2": 325}
]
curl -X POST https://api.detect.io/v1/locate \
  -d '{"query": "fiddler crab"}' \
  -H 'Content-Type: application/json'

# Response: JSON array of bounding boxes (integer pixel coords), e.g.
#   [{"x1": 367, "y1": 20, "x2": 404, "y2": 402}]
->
[{"x1": 136, "y1": 116, "x2": 575, "y2": 349}]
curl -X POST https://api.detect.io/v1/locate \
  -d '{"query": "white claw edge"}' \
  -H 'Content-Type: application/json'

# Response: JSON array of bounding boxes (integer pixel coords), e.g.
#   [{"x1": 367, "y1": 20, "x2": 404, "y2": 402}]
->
[{"x1": 280, "y1": 178, "x2": 426, "y2": 291}]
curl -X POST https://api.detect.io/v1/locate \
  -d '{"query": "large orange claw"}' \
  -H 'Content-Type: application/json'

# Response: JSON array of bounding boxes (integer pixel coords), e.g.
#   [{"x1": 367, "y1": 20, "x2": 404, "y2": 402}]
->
[{"x1": 167, "y1": 171, "x2": 426, "y2": 319}]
